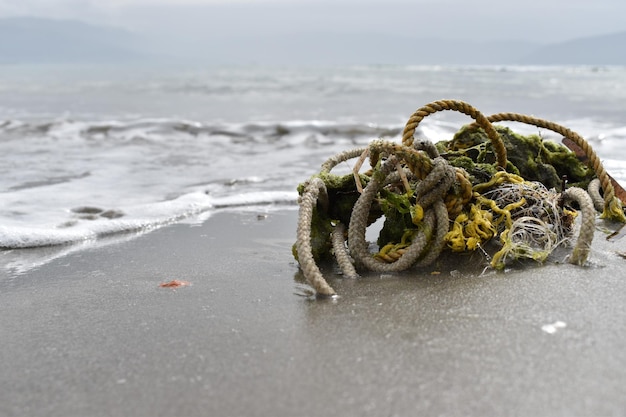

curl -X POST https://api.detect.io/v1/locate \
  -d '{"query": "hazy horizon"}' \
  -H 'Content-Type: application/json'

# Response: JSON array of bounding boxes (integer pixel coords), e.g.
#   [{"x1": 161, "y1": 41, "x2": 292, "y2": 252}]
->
[{"x1": 1, "y1": 0, "x2": 625, "y2": 45}]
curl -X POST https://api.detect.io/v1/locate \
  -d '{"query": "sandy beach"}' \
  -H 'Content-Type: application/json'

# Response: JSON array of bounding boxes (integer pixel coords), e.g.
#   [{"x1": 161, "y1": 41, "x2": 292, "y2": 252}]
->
[{"x1": 1, "y1": 208, "x2": 626, "y2": 417}]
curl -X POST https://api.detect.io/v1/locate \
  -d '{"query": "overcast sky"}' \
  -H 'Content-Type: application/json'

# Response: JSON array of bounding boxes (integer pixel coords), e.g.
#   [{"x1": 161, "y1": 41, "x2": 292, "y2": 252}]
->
[{"x1": 1, "y1": 0, "x2": 625, "y2": 44}]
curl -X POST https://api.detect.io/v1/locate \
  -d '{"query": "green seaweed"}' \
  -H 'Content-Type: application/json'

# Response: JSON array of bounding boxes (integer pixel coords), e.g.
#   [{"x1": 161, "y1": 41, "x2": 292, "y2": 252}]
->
[
  {"x1": 439, "y1": 125, "x2": 594, "y2": 190},
  {"x1": 376, "y1": 189, "x2": 416, "y2": 247}
]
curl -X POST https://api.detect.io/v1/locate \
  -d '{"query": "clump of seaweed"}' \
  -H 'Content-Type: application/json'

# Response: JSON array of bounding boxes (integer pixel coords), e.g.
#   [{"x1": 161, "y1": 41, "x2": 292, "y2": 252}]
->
[
  {"x1": 294, "y1": 100, "x2": 625, "y2": 296},
  {"x1": 441, "y1": 124, "x2": 594, "y2": 190}
]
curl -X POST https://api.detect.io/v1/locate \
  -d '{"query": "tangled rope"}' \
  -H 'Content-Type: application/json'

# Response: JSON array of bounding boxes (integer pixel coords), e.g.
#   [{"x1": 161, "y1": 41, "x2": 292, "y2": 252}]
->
[{"x1": 294, "y1": 99, "x2": 626, "y2": 296}]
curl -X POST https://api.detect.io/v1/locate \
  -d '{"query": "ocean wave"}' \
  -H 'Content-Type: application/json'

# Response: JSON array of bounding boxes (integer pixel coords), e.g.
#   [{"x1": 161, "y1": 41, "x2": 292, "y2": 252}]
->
[
  {"x1": 0, "y1": 190, "x2": 297, "y2": 249},
  {"x1": 0, "y1": 117, "x2": 403, "y2": 142},
  {"x1": 1, "y1": 115, "x2": 625, "y2": 251},
  {"x1": 3, "y1": 112, "x2": 623, "y2": 148},
  {"x1": 0, "y1": 116, "x2": 401, "y2": 252}
]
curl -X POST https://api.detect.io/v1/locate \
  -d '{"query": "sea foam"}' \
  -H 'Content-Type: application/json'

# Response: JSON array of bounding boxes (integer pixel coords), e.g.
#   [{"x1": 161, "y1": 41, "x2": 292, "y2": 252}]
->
[{"x1": 0, "y1": 190, "x2": 297, "y2": 248}]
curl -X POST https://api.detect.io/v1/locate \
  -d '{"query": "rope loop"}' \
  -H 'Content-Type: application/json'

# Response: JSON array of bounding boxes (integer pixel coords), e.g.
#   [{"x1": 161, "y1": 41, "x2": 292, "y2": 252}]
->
[
  {"x1": 402, "y1": 99, "x2": 508, "y2": 169},
  {"x1": 347, "y1": 156, "x2": 453, "y2": 272}
]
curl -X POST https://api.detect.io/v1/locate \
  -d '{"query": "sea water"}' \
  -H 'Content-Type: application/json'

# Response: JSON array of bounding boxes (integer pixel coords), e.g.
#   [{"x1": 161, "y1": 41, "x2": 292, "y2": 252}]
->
[{"x1": 1, "y1": 64, "x2": 625, "y2": 251}]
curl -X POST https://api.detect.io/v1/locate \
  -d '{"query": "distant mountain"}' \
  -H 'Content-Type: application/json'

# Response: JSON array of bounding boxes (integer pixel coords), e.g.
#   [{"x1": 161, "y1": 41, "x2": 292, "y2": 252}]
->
[
  {"x1": 137, "y1": 30, "x2": 625, "y2": 66},
  {"x1": 191, "y1": 33, "x2": 541, "y2": 65},
  {"x1": 0, "y1": 17, "x2": 145, "y2": 64},
  {"x1": 0, "y1": 17, "x2": 624, "y2": 65},
  {"x1": 521, "y1": 31, "x2": 626, "y2": 65}
]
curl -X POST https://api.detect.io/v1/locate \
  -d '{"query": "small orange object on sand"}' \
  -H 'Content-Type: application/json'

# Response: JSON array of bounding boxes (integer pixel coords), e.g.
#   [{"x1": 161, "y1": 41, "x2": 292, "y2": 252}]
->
[{"x1": 159, "y1": 280, "x2": 191, "y2": 288}]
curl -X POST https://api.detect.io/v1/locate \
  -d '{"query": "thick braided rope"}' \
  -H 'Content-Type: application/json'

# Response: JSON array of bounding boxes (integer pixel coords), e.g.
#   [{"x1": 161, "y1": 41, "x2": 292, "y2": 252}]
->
[
  {"x1": 587, "y1": 178, "x2": 604, "y2": 212},
  {"x1": 561, "y1": 186, "x2": 596, "y2": 265},
  {"x1": 320, "y1": 147, "x2": 368, "y2": 173},
  {"x1": 348, "y1": 157, "x2": 453, "y2": 272},
  {"x1": 400, "y1": 158, "x2": 455, "y2": 265},
  {"x1": 369, "y1": 139, "x2": 434, "y2": 179},
  {"x1": 483, "y1": 112, "x2": 624, "y2": 220},
  {"x1": 295, "y1": 178, "x2": 336, "y2": 296},
  {"x1": 413, "y1": 199, "x2": 450, "y2": 267},
  {"x1": 414, "y1": 157, "x2": 456, "y2": 207},
  {"x1": 402, "y1": 99, "x2": 507, "y2": 169},
  {"x1": 348, "y1": 159, "x2": 402, "y2": 271},
  {"x1": 331, "y1": 222, "x2": 359, "y2": 279}
]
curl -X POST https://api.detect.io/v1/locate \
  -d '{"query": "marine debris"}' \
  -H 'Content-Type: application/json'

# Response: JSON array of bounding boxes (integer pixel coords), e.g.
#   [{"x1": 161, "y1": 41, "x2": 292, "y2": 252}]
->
[
  {"x1": 159, "y1": 279, "x2": 191, "y2": 288},
  {"x1": 294, "y1": 100, "x2": 626, "y2": 296}
]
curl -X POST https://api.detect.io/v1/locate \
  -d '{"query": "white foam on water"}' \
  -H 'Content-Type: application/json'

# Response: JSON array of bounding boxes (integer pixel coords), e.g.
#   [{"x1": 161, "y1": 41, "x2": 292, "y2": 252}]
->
[{"x1": 0, "y1": 190, "x2": 297, "y2": 248}]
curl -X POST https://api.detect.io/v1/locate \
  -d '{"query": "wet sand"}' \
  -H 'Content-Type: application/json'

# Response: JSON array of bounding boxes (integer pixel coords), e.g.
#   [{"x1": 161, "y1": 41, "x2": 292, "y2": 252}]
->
[{"x1": 1, "y1": 209, "x2": 626, "y2": 417}]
